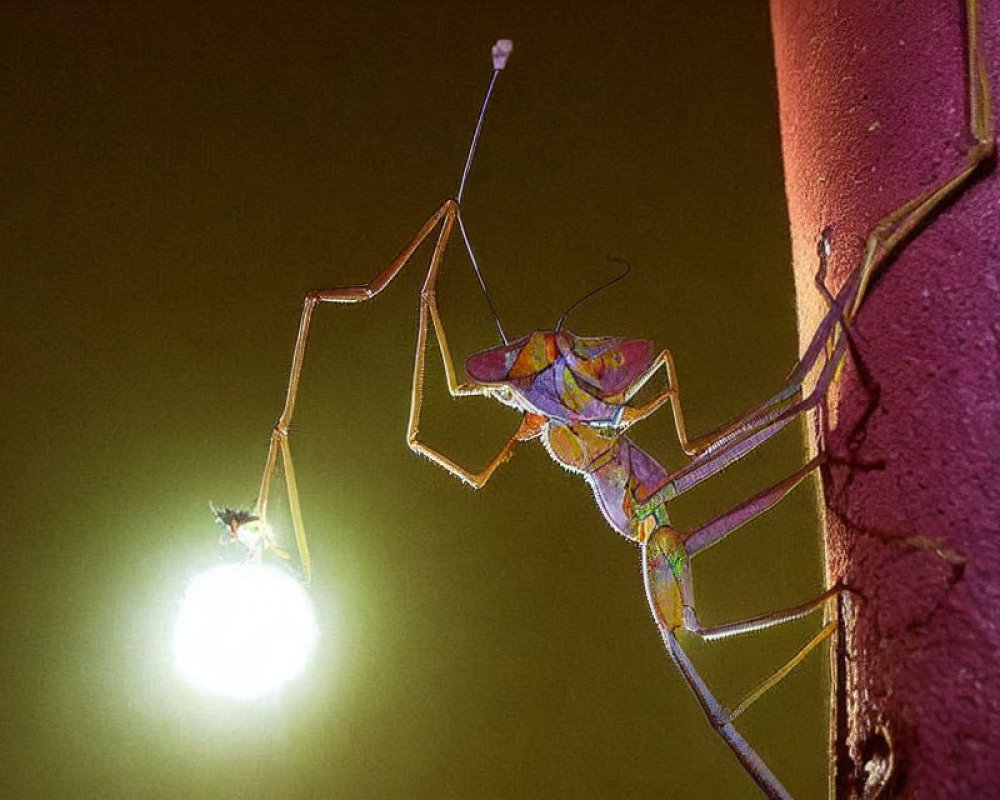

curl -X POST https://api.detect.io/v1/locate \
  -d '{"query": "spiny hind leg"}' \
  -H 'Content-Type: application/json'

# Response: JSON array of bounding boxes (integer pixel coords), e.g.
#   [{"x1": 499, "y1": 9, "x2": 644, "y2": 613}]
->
[
  {"x1": 642, "y1": 533, "x2": 793, "y2": 800},
  {"x1": 642, "y1": 452, "x2": 841, "y2": 723},
  {"x1": 618, "y1": 279, "x2": 852, "y2": 471},
  {"x1": 617, "y1": 347, "x2": 811, "y2": 464},
  {"x1": 679, "y1": 455, "x2": 839, "y2": 668}
]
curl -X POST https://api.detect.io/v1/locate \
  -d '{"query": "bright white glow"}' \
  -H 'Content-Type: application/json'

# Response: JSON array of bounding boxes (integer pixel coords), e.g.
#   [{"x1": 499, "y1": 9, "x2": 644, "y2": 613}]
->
[{"x1": 174, "y1": 564, "x2": 318, "y2": 699}]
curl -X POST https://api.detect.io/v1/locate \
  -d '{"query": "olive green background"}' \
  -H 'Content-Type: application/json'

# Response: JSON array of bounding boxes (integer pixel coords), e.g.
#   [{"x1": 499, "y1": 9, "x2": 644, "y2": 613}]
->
[{"x1": 2, "y1": 3, "x2": 829, "y2": 798}]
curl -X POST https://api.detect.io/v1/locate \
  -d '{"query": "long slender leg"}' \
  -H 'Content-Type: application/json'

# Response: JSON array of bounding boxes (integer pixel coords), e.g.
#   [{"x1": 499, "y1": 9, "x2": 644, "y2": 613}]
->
[
  {"x1": 405, "y1": 208, "x2": 532, "y2": 487},
  {"x1": 643, "y1": 533, "x2": 794, "y2": 800},
  {"x1": 729, "y1": 620, "x2": 837, "y2": 722},
  {"x1": 633, "y1": 336, "x2": 847, "y2": 510},
  {"x1": 254, "y1": 201, "x2": 524, "y2": 580},
  {"x1": 277, "y1": 433, "x2": 310, "y2": 580},
  {"x1": 619, "y1": 263, "x2": 857, "y2": 466},
  {"x1": 695, "y1": 588, "x2": 838, "y2": 642},
  {"x1": 841, "y1": 0, "x2": 994, "y2": 326},
  {"x1": 659, "y1": 629, "x2": 793, "y2": 800},
  {"x1": 682, "y1": 455, "x2": 824, "y2": 557}
]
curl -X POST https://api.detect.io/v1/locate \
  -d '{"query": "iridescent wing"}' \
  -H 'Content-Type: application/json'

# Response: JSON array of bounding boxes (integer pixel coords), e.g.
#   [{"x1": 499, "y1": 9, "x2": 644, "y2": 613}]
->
[{"x1": 561, "y1": 334, "x2": 655, "y2": 401}]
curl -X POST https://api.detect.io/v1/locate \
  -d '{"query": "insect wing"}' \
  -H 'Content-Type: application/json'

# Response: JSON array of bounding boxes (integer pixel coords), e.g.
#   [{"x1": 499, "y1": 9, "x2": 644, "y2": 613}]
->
[
  {"x1": 466, "y1": 332, "x2": 557, "y2": 383},
  {"x1": 563, "y1": 335, "x2": 654, "y2": 399}
]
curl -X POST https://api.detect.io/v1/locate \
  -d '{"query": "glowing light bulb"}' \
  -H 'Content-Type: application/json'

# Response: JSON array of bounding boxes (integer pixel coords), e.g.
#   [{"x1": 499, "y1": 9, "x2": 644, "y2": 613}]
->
[{"x1": 174, "y1": 563, "x2": 318, "y2": 698}]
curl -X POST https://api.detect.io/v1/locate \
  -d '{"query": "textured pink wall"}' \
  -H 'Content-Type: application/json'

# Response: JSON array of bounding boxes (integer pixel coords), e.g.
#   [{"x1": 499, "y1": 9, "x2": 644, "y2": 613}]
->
[{"x1": 770, "y1": 1, "x2": 999, "y2": 797}]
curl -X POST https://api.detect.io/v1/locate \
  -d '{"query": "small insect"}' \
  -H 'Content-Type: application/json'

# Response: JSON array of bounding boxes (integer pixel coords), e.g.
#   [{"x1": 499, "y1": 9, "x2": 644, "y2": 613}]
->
[
  {"x1": 212, "y1": 506, "x2": 258, "y2": 545},
  {"x1": 216, "y1": 14, "x2": 993, "y2": 798}
]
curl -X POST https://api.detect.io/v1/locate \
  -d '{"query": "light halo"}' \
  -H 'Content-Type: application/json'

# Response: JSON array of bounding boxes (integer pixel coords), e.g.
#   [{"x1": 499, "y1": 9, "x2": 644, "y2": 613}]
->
[{"x1": 174, "y1": 562, "x2": 318, "y2": 698}]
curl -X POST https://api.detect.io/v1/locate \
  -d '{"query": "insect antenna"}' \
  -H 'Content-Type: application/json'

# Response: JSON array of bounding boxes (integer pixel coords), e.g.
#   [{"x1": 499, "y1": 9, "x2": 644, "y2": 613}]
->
[
  {"x1": 455, "y1": 39, "x2": 513, "y2": 345},
  {"x1": 555, "y1": 256, "x2": 632, "y2": 332},
  {"x1": 457, "y1": 39, "x2": 512, "y2": 204}
]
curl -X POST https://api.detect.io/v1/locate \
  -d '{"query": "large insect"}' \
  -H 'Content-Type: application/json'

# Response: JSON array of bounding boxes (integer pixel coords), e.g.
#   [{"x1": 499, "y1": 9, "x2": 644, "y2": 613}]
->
[{"x1": 217, "y1": 15, "x2": 993, "y2": 798}]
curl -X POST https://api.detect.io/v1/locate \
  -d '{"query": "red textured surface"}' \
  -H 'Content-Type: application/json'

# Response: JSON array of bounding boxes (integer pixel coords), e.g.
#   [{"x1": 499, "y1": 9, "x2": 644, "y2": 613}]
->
[{"x1": 770, "y1": 1, "x2": 1000, "y2": 798}]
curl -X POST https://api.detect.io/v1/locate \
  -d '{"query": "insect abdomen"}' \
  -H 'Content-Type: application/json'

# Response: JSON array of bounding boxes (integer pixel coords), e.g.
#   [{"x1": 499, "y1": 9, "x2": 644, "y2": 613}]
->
[{"x1": 543, "y1": 425, "x2": 670, "y2": 541}]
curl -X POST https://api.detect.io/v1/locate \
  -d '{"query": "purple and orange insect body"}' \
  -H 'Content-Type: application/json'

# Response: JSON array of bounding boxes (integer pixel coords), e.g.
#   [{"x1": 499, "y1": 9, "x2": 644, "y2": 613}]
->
[
  {"x1": 466, "y1": 331, "x2": 652, "y2": 424},
  {"x1": 467, "y1": 328, "x2": 693, "y2": 643},
  {"x1": 466, "y1": 330, "x2": 671, "y2": 542}
]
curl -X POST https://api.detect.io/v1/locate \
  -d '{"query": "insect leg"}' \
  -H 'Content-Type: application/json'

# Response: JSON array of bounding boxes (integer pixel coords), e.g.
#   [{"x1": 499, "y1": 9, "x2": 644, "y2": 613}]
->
[
  {"x1": 406, "y1": 207, "x2": 535, "y2": 488},
  {"x1": 256, "y1": 199, "x2": 461, "y2": 582},
  {"x1": 682, "y1": 455, "x2": 824, "y2": 557},
  {"x1": 729, "y1": 619, "x2": 837, "y2": 722},
  {"x1": 618, "y1": 261, "x2": 856, "y2": 462},
  {"x1": 643, "y1": 532, "x2": 793, "y2": 800},
  {"x1": 662, "y1": 630, "x2": 794, "y2": 800},
  {"x1": 673, "y1": 457, "x2": 842, "y2": 720},
  {"x1": 841, "y1": 0, "x2": 994, "y2": 326},
  {"x1": 637, "y1": 335, "x2": 846, "y2": 507},
  {"x1": 694, "y1": 588, "x2": 838, "y2": 642}
]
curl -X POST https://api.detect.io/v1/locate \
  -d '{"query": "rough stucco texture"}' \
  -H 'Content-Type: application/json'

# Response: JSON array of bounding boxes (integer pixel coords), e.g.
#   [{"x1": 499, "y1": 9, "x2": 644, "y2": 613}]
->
[{"x1": 770, "y1": 1, "x2": 999, "y2": 798}]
